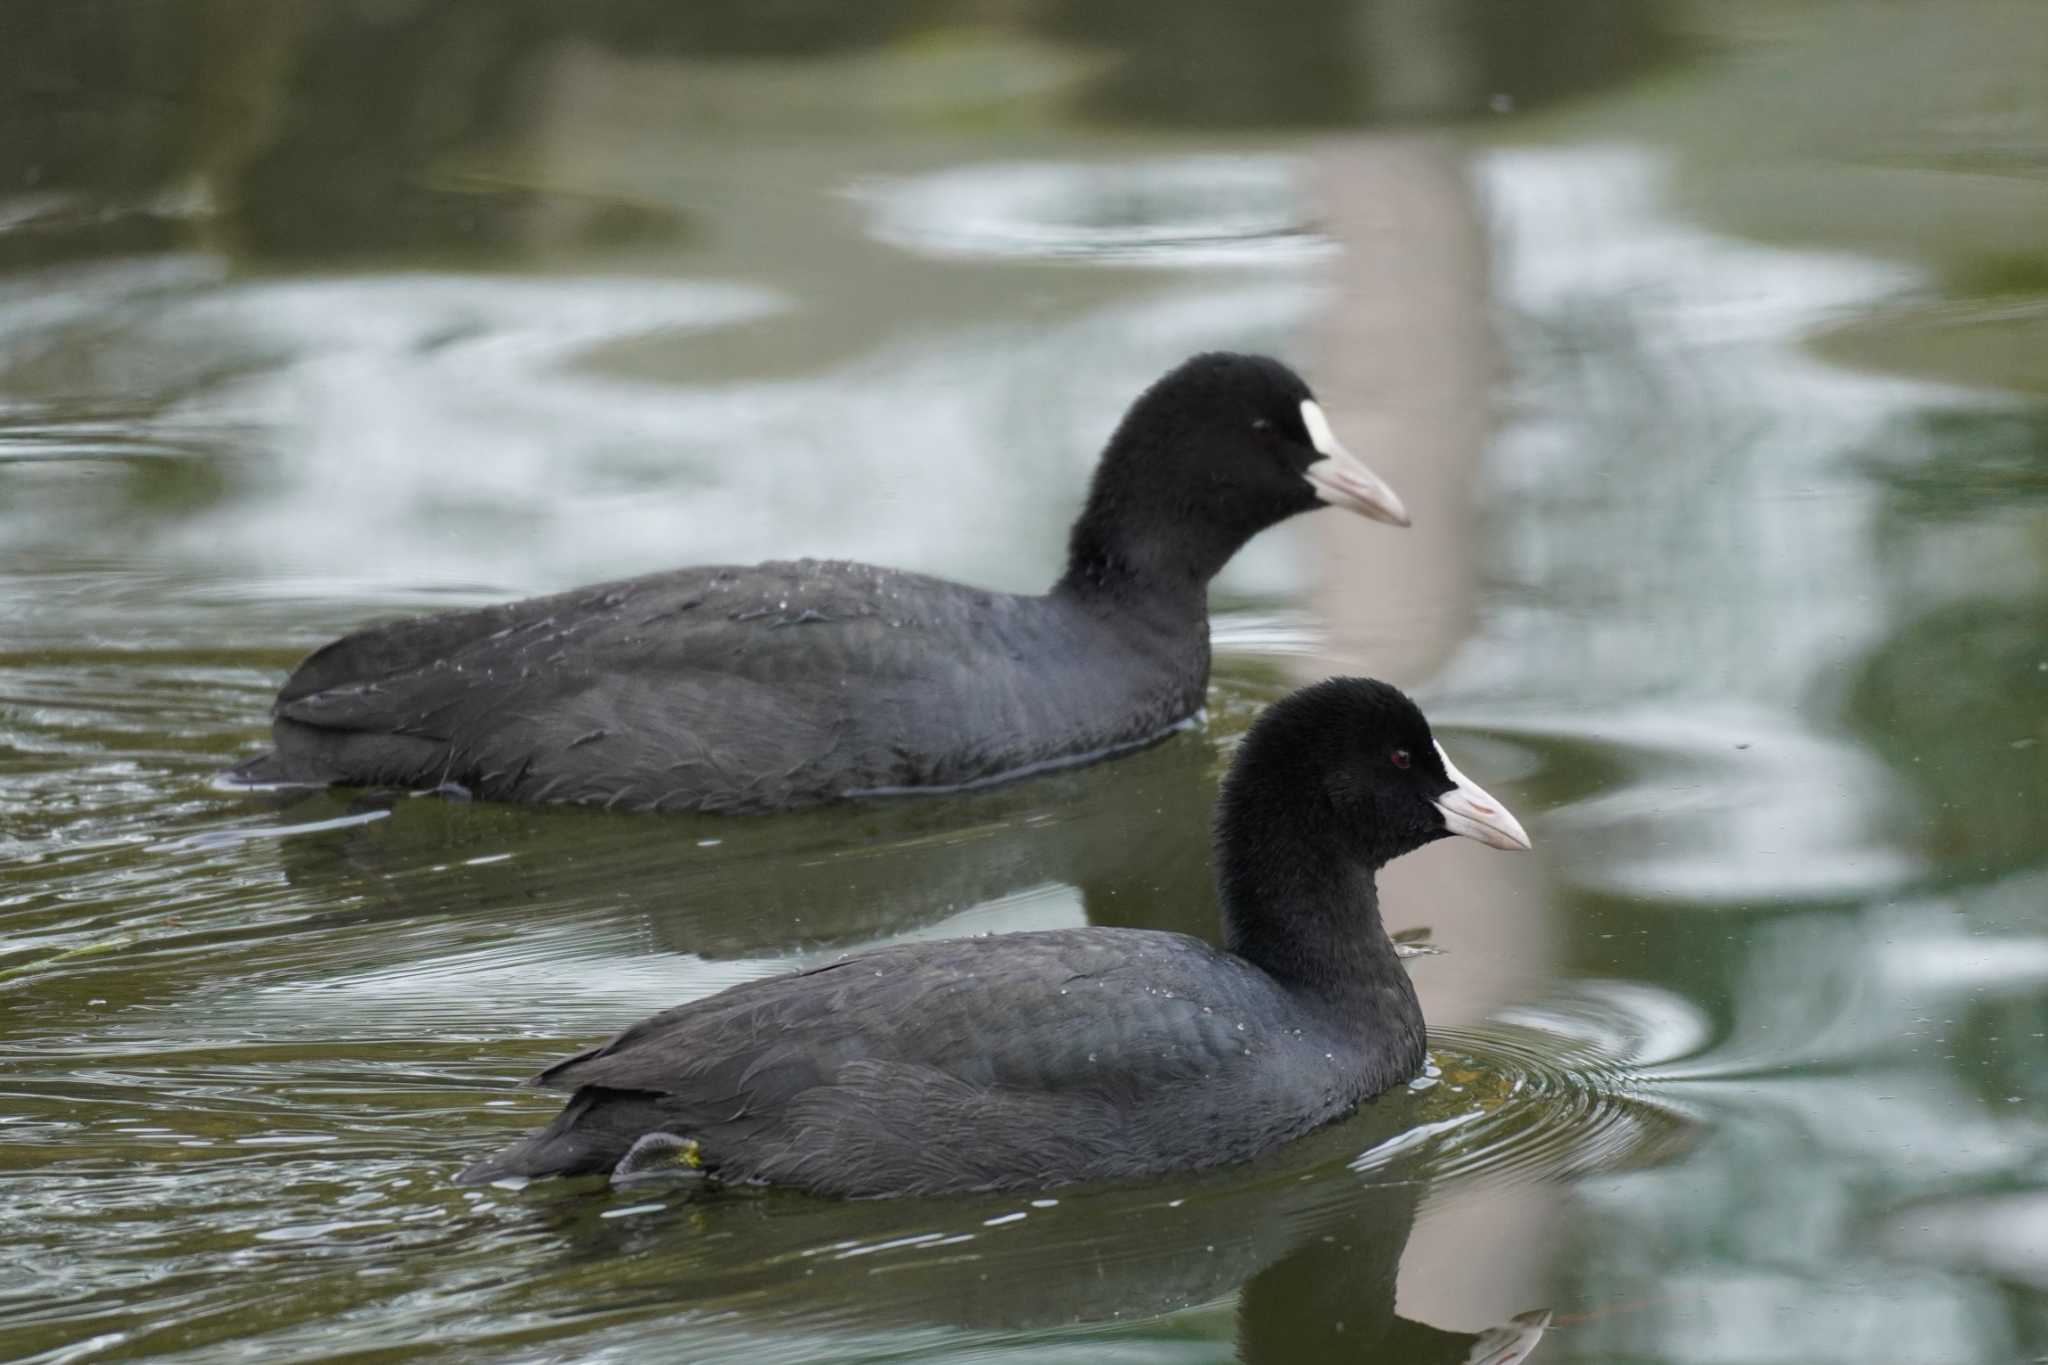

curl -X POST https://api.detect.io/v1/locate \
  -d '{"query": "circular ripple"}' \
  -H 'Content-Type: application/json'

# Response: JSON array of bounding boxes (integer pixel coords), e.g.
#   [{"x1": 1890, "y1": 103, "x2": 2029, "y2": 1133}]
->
[
  {"x1": 1354, "y1": 983, "x2": 1708, "y2": 1186},
  {"x1": 859, "y1": 156, "x2": 1335, "y2": 268}
]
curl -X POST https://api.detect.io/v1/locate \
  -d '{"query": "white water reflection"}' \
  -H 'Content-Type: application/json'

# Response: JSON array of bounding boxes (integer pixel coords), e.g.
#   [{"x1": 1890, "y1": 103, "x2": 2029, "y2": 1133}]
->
[
  {"x1": 5, "y1": 266, "x2": 1327, "y2": 603},
  {"x1": 1436, "y1": 144, "x2": 1945, "y2": 905},
  {"x1": 1493, "y1": 978, "x2": 1713, "y2": 1071},
  {"x1": 0, "y1": 253, "x2": 223, "y2": 353},
  {"x1": 1887, "y1": 1192, "x2": 2048, "y2": 1292},
  {"x1": 1414, "y1": 142, "x2": 2048, "y2": 1364},
  {"x1": 1566, "y1": 869, "x2": 2048, "y2": 1364},
  {"x1": 1516, "y1": 703, "x2": 1918, "y2": 902},
  {"x1": 158, "y1": 273, "x2": 783, "y2": 585},
  {"x1": 1579, "y1": 1061, "x2": 2041, "y2": 1365}
]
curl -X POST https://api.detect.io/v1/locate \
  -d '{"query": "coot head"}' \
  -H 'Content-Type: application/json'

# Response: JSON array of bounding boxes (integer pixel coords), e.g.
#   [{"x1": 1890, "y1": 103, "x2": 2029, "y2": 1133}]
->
[
  {"x1": 1061, "y1": 354, "x2": 1408, "y2": 597},
  {"x1": 1221, "y1": 677, "x2": 1531, "y2": 874},
  {"x1": 1128, "y1": 353, "x2": 1409, "y2": 528},
  {"x1": 1214, "y1": 677, "x2": 1528, "y2": 1002}
]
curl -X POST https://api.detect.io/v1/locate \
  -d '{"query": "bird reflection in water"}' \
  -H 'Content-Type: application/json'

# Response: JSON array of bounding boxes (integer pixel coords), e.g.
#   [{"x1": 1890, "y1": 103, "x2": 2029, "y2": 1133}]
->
[{"x1": 526, "y1": 1159, "x2": 1553, "y2": 1364}]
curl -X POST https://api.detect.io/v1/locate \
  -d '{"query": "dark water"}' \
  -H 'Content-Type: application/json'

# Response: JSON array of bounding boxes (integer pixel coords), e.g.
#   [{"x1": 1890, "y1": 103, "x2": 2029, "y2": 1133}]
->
[{"x1": 3, "y1": 3, "x2": 2045, "y2": 1361}]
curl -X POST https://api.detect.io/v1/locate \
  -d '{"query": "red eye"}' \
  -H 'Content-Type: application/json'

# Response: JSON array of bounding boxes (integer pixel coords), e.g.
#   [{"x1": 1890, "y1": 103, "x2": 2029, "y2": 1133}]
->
[{"x1": 1390, "y1": 748, "x2": 1411, "y2": 769}]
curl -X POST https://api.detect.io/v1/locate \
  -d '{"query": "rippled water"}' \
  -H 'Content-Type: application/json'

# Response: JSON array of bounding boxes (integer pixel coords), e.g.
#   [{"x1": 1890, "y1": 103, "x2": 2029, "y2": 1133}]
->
[{"x1": 5, "y1": 3, "x2": 2046, "y2": 1362}]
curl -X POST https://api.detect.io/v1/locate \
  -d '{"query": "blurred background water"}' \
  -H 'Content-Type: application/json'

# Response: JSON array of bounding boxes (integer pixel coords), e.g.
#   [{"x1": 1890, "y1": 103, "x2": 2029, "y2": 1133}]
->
[{"x1": 2, "y1": 2, "x2": 2044, "y2": 1361}]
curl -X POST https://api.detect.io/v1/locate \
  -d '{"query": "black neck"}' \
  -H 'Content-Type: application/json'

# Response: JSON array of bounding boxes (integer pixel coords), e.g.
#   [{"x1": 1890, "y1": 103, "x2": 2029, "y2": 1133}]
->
[
  {"x1": 1051, "y1": 442, "x2": 1265, "y2": 607},
  {"x1": 1217, "y1": 814, "x2": 1420, "y2": 1031}
]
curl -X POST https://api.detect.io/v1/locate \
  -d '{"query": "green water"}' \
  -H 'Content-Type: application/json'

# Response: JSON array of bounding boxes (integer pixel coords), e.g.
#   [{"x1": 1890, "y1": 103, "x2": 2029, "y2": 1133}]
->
[{"x1": 3, "y1": 3, "x2": 2045, "y2": 1361}]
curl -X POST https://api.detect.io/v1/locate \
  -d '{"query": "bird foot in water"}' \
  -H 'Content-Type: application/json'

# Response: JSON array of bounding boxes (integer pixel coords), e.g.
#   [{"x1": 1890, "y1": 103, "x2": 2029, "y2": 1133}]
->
[{"x1": 612, "y1": 1133, "x2": 711, "y2": 1185}]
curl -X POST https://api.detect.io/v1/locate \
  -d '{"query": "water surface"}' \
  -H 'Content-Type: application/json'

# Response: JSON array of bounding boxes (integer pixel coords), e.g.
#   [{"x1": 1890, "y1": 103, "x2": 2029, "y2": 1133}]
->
[{"x1": 3, "y1": 3, "x2": 2045, "y2": 1362}]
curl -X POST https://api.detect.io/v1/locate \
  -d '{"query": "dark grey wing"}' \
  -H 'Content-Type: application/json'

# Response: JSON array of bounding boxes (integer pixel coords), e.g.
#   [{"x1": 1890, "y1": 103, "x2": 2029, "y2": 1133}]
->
[
  {"x1": 536, "y1": 929, "x2": 1269, "y2": 1103},
  {"x1": 270, "y1": 569, "x2": 710, "y2": 728},
  {"x1": 277, "y1": 597, "x2": 554, "y2": 709},
  {"x1": 263, "y1": 559, "x2": 1036, "y2": 807}
]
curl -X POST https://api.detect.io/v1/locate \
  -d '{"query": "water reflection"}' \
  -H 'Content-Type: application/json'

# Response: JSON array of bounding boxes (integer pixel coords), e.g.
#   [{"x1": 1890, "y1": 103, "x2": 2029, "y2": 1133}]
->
[
  {"x1": 861, "y1": 156, "x2": 1334, "y2": 267},
  {"x1": 1847, "y1": 402, "x2": 2048, "y2": 880},
  {"x1": 1048, "y1": 0, "x2": 1678, "y2": 126},
  {"x1": 517, "y1": 1162, "x2": 1554, "y2": 1363},
  {"x1": 0, "y1": 0, "x2": 1680, "y2": 273},
  {"x1": 244, "y1": 717, "x2": 1223, "y2": 964},
  {"x1": 6, "y1": 0, "x2": 2048, "y2": 1362},
  {"x1": 1439, "y1": 144, "x2": 1929, "y2": 904},
  {"x1": 1432, "y1": 117, "x2": 2048, "y2": 1364}
]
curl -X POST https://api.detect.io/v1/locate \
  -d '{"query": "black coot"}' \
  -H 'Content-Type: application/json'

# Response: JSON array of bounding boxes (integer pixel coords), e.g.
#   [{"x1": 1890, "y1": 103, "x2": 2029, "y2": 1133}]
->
[
  {"x1": 456, "y1": 678, "x2": 1530, "y2": 1196},
  {"x1": 225, "y1": 353, "x2": 1408, "y2": 812}
]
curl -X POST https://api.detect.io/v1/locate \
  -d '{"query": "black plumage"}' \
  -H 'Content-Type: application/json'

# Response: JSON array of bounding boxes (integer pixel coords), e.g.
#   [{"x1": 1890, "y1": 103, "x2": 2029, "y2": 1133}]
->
[
  {"x1": 226, "y1": 353, "x2": 1408, "y2": 812},
  {"x1": 457, "y1": 678, "x2": 1532, "y2": 1196}
]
